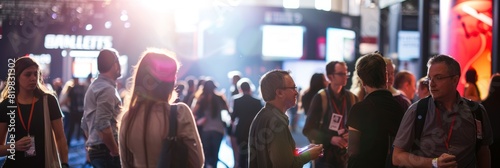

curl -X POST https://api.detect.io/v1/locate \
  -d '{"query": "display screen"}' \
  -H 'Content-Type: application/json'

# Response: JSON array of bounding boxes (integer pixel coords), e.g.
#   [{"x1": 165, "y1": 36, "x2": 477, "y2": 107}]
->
[
  {"x1": 326, "y1": 28, "x2": 356, "y2": 62},
  {"x1": 397, "y1": 31, "x2": 420, "y2": 61},
  {"x1": 261, "y1": 25, "x2": 305, "y2": 60},
  {"x1": 72, "y1": 57, "x2": 96, "y2": 78},
  {"x1": 282, "y1": 60, "x2": 326, "y2": 90}
]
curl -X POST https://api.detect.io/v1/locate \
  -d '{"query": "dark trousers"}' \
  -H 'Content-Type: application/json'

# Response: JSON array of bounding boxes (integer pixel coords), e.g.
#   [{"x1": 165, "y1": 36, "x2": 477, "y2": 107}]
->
[
  {"x1": 66, "y1": 111, "x2": 84, "y2": 146},
  {"x1": 63, "y1": 111, "x2": 70, "y2": 136},
  {"x1": 315, "y1": 146, "x2": 347, "y2": 168},
  {"x1": 236, "y1": 137, "x2": 249, "y2": 168},
  {"x1": 202, "y1": 131, "x2": 224, "y2": 168},
  {"x1": 88, "y1": 144, "x2": 121, "y2": 168}
]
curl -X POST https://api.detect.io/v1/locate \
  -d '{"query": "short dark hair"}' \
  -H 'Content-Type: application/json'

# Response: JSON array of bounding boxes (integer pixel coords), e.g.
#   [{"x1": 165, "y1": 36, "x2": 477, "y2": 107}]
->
[
  {"x1": 97, "y1": 49, "x2": 119, "y2": 73},
  {"x1": 260, "y1": 69, "x2": 290, "y2": 102},
  {"x1": 325, "y1": 61, "x2": 346, "y2": 76},
  {"x1": 240, "y1": 82, "x2": 250, "y2": 92},
  {"x1": 237, "y1": 78, "x2": 254, "y2": 93},
  {"x1": 427, "y1": 54, "x2": 461, "y2": 78},
  {"x1": 356, "y1": 53, "x2": 386, "y2": 88}
]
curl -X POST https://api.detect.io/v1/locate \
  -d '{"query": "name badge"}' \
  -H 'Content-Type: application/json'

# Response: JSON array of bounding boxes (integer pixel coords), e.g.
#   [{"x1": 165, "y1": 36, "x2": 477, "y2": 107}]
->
[
  {"x1": 475, "y1": 119, "x2": 483, "y2": 139},
  {"x1": 25, "y1": 136, "x2": 36, "y2": 157},
  {"x1": 329, "y1": 113, "x2": 343, "y2": 131}
]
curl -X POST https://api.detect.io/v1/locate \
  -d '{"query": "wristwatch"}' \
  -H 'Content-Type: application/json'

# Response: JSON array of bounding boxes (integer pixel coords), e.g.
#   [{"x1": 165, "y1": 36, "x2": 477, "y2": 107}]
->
[{"x1": 432, "y1": 158, "x2": 438, "y2": 168}]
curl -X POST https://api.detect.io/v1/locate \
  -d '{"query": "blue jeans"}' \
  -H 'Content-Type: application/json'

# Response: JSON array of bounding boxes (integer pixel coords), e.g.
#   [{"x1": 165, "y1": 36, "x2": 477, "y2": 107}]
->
[
  {"x1": 88, "y1": 144, "x2": 121, "y2": 168},
  {"x1": 62, "y1": 111, "x2": 70, "y2": 137},
  {"x1": 202, "y1": 131, "x2": 224, "y2": 168}
]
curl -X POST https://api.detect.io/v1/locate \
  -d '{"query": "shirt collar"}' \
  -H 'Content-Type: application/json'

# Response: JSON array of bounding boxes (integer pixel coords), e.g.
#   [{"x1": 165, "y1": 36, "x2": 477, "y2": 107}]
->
[
  {"x1": 327, "y1": 84, "x2": 346, "y2": 96},
  {"x1": 365, "y1": 89, "x2": 391, "y2": 98},
  {"x1": 264, "y1": 103, "x2": 289, "y2": 119},
  {"x1": 97, "y1": 74, "x2": 117, "y2": 87},
  {"x1": 432, "y1": 91, "x2": 464, "y2": 113}
]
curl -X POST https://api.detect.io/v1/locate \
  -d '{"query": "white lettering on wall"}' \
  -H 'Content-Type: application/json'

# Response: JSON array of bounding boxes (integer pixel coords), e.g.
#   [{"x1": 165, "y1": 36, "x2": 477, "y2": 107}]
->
[
  {"x1": 44, "y1": 34, "x2": 113, "y2": 50},
  {"x1": 264, "y1": 11, "x2": 303, "y2": 24}
]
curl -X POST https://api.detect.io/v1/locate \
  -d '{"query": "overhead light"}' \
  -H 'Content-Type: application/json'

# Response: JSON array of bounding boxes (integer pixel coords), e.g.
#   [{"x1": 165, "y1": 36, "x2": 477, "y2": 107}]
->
[
  {"x1": 315, "y1": 0, "x2": 331, "y2": 11},
  {"x1": 85, "y1": 24, "x2": 93, "y2": 31},
  {"x1": 105, "y1": 21, "x2": 112, "y2": 29},
  {"x1": 120, "y1": 14, "x2": 128, "y2": 21},
  {"x1": 283, "y1": 0, "x2": 300, "y2": 9}
]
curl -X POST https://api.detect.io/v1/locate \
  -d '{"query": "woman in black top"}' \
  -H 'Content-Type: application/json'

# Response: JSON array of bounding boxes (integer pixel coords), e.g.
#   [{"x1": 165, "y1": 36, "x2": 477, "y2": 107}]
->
[{"x1": 0, "y1": 57, "x2": 68, "y2": 168}]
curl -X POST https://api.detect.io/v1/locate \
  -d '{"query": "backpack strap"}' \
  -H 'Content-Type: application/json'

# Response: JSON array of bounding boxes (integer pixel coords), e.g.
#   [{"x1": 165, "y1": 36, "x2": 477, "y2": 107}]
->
[
  {"x1": 168, "y1": 105, "x2": 178, "y2": 139},
  {"x1": 157, "y1": 105, "x2": 179, "y2": 168},
  {"x1": 319, "y1": 89, "x2": 328, "y2": 127},
  {"x1": 412, "y1": 96, "x2": 430, "y2": 151},
  {"x1": 465, "y1": 99, "x2": 483, "y2": 153}
]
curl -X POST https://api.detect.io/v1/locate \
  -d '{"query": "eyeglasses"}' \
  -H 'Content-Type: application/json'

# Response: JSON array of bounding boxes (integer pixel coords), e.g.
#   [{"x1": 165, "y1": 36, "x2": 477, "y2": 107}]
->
[
  {"x1": 334, "y1": 72, "x2": 351, "y2": 77},
  {"x1": 424, "y1": 75, "x2": 457, "y2": 84},
  {"x1": 281, "y1": 86, "x2": 298, "y2": 92}
]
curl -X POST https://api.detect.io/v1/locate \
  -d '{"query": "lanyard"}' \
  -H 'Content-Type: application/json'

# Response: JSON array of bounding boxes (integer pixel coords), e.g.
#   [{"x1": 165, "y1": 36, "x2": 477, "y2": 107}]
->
[
  {"x1": 435, "y1": 108, "x2": 456, "y2": 150},
  {"x1": 331, "y1": 96, "x2": 346, "y2": 128},
  {"x1": 330, "y1": 95, "x2": 346, "y2": 115},
  {"x1": 17, "y1": 97, "x2": 35, "y2": 135}
]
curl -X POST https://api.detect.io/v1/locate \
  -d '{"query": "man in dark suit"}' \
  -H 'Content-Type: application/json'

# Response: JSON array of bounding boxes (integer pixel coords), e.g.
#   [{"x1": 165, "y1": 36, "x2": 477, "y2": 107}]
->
[{"x1": 231, "y1": 78, "x2": 263, "y2": 168}]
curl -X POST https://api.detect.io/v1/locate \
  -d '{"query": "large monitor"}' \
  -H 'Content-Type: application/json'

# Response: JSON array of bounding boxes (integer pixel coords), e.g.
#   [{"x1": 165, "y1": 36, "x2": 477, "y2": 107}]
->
[
  {"x1": 326, "y1": 28, "x2": 356, "y2": 63},
  {"x1": 397, "y1": 30, "x2": 420, "y2": 61},
  {"x1": 261, "y1": 25, "x2": 306, "y2": 60},
  {"x1": 72, "y1": 57, "x2": 96, "y2": 78},
  {"x1": 282, "y1": 60, "x2": 326, "y2": 90}
]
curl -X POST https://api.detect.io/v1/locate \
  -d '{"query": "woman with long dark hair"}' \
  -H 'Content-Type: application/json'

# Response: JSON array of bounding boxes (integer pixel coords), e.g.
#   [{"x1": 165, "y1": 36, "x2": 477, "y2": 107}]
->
[
  {"x1": 464, "y1": 68, "x2": 481, "y2": 102},
  {"x1": 192, "y1": 79, "x2": 229, "y2": 168},
  {"x1": 119, "y1": 49, "x2": 204, "y2": 168},
  {"x1": 301, "y1": 73, "x2": 327, "y2": 115},
  {"x1": 0, "y1": 56, "x2": 68, "y2": 167}
]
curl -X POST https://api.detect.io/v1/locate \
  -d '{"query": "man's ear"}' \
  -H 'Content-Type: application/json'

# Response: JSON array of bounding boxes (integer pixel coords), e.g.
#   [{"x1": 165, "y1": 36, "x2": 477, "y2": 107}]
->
[
  {"x1": 275, "y1": 89, "x2": 283, "y2": 97},
  {"x1": 452, "y1": 75, "x2": 460, "y2": 86},
  {"x1": 404, "y1": 81, "x2": 411, "y2": 90}
]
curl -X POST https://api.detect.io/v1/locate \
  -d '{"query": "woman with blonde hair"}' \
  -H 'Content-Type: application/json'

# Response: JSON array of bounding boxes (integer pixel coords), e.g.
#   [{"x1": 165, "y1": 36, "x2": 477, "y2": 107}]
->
[{"x1": 119, "y1": 49, "x2": 204, "y2": 168}]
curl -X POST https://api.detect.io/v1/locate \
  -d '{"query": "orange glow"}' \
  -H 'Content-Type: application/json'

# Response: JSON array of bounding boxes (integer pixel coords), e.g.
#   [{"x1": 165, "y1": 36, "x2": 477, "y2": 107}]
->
[{"x1": 445, "y1": 0, "x2": 492, "y2": 99}]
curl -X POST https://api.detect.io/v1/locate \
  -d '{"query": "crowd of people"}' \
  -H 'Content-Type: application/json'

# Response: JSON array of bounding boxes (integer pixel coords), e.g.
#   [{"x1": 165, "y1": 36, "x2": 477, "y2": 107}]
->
[{"x1": 0, "y1": 48, "x2": 498, "y2": 168}]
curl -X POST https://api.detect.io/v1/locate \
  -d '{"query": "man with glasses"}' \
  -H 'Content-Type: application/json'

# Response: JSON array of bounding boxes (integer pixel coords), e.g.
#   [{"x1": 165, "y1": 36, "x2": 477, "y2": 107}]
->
[
  {"x1": 303, "y1": 61, "x2": 359, "y2": 168},
  {"x1": 248, "y1": 70, "x2": 323, "y2": 168},
  {"x1": 393, "y1": 54, "x2": 493, "y2": 168}
]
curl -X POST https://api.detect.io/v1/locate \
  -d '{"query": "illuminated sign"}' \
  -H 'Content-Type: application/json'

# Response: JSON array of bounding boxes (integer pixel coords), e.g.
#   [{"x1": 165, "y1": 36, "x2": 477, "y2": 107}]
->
[
  {"x1": 264, "y1": 11, "x2": 302, "y2": 24},
  {"x1": 44, "y1": 34, "x2": 113, "y2": 50}
]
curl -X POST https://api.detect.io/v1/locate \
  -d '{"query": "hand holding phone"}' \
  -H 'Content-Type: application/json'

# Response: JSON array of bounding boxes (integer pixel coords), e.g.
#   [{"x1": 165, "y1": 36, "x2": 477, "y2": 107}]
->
[{"x1": 296, "y1": 144, "x2": 323, "y2": 160}]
